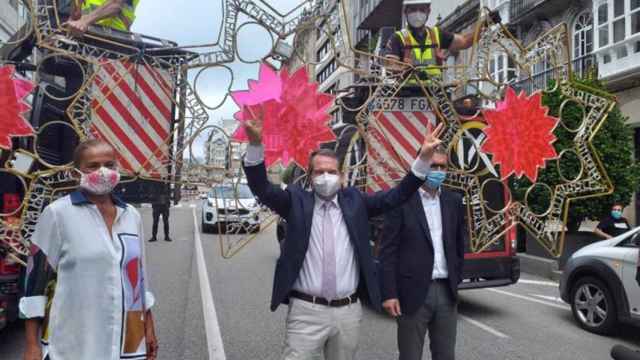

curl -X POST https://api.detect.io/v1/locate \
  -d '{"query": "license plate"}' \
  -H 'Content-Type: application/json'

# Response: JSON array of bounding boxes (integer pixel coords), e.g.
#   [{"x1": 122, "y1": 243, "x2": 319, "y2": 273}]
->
[{"x1": 369, "y1": 97, "x2": 431, "y2": 112}]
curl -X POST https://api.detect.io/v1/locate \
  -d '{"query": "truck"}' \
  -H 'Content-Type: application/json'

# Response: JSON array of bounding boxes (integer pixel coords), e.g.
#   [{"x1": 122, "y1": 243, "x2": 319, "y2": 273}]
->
[{"x1": 0, "y1": 24, "x2": 194, "y2": 330}]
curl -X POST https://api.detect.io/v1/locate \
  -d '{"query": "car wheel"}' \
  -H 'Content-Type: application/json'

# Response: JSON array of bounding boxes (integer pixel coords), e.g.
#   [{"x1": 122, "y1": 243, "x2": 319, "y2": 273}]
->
[
  {"x1": 570, "y1": 276, "x2": 618, "y2": 335},
  {"x1": 201, "y1": 218, "x2": 211, "y2": 233}
]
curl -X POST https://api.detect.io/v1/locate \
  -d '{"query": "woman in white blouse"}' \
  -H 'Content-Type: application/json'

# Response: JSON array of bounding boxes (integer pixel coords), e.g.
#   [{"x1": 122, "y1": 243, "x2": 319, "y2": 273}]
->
[{"x1": 21, "y1": 139, "x2": 158, "y2": 360}]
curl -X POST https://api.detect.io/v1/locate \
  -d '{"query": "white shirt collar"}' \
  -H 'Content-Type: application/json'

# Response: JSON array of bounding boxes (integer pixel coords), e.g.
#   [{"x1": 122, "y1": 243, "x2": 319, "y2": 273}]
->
[
  {"x1": 314, "y1": 194, "x2": 339, "y2": 208},
  {"x1": 419, "y1": 187, "x2": 441, "y2": 200}
]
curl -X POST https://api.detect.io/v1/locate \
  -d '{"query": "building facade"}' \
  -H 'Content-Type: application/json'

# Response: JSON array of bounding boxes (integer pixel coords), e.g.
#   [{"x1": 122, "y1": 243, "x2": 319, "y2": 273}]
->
[
  {"x1": 437, "y1": 0, "x2": 640, "y2": 223},
  {"x1": 0, "y1": 0, "x2": 20, "y2": 42},
  {"x1": 285, "y1": 0, "x2": 357, "y2": 129},
  {"x1": 204, "y1": 119, "x2": 247, "y2": 181}
]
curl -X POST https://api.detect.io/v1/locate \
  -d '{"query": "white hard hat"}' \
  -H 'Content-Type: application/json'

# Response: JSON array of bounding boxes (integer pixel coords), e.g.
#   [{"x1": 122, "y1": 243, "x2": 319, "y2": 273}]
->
[{"x1": 403, "y1": 0, "x2": 432, "y2": 6}]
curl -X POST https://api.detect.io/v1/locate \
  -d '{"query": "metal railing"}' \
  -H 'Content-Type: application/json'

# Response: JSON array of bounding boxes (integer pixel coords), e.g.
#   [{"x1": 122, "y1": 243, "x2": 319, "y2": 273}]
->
[
  {"x1": 512, "y1": 54, "x2": 596, "y2": 94},
  {"x1": 510, "y1": 0, "x2": 546, "y2": 22},
  {"x1": 354, "y1": 0, "x2": 383, "y2": 45}
]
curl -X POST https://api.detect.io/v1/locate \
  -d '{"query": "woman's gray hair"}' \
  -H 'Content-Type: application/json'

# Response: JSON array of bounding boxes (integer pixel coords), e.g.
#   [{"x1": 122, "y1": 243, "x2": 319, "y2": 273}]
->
[{"x1": 72, "y1": 139, "x2": 114, "y2": 167}]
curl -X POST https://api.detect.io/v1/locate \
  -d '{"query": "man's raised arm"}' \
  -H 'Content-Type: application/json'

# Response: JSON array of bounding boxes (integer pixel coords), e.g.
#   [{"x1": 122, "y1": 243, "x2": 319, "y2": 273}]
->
[{"x1": 242, "y1": 116, "x2": 291, "y2": 217}]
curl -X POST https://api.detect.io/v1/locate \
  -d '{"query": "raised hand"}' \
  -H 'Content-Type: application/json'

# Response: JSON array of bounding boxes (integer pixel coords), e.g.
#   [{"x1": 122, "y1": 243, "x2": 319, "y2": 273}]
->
[
  {"x1": 418, "y1": 122, "x2": 444, "y2": 162},
  {"x1": 243, "y1": 106, "x2": 263, "y2": 146}
]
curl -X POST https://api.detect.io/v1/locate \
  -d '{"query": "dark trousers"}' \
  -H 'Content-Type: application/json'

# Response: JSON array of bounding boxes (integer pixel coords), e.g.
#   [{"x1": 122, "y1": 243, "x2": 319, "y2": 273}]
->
[
  {"x1": 397, "y1": 280, "x2": 458, "y2": 360},
  {"x1": 152, "y1": 205, "x2": 170, "y2": 238}
]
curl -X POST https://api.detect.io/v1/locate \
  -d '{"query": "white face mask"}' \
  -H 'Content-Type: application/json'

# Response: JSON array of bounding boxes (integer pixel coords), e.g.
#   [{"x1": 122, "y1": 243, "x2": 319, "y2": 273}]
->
[
  {"x1": 78, "y1": 166, "x2": 121, "y2": 195},
  {"x1": 312, "y1": 173, "x2": 341, "y2": 199},
  {"x1": 407, "y1": 11, "x2": 428, "y2": 28}
]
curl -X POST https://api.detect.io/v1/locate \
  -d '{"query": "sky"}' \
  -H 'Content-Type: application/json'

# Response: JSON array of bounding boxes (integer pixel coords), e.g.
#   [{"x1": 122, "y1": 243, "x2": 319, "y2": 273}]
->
[{"x1": 132, "y1": 0, "x2": 304, "y2": 122}]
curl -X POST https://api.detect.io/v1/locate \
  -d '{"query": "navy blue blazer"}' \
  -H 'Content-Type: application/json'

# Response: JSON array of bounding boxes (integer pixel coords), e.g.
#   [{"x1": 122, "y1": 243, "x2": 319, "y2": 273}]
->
[
  {"x1": 243, "y1": 162, "x2": 425, "y2": 312},
  {"x1": 379, "y1": 189, "x2": 466, "y2": 316}
]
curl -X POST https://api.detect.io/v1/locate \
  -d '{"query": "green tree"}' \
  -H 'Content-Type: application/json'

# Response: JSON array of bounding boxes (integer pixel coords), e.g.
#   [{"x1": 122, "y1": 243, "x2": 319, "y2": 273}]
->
[{"x1": 510, "y1": 76, "x2": 640, "y2": 231}]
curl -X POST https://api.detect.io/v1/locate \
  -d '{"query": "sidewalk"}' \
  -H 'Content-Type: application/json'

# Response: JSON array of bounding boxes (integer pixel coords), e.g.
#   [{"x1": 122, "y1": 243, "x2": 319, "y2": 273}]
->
[
  {"x1": 518, "y1": 253, "x2": 563, "y2": 281},
  {"x1": 517, "y1": 223, "x2": 603, "y2": 281}
]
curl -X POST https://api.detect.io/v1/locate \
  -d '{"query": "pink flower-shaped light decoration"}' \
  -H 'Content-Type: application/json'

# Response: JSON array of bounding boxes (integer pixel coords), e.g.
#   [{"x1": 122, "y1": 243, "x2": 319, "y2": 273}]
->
[
  {"x1": 481, "y1": 87, "x2": 560, "y2": 182},
  {"x1": 0, "y1": 65, "x2": 35, "y2": 150},
  {"x1": 231, "y1": 63, "x2": 336, "y2": 169}
]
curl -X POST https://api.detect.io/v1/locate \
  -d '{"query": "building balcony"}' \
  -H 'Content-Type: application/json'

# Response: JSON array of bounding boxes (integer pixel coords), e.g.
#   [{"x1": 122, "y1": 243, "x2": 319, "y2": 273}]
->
[
  {"x1": 510, "y1": 0, "x2": 542, "y2": 21},
  {"x1": 439, "y1": 0, "x2": 481, "y2": 33},
  {"x1": 594, "y1": 34, "x2": 640, "y2": 88},
  {"x1": 509, "y1": 0, "x2": 566, "y2": 25},
  {"x1": 355, "y1": 0, "x2": 402, "y2": 31},
  {"x1": 511, "y1": 54, "x2": 597, "y2": 94}
]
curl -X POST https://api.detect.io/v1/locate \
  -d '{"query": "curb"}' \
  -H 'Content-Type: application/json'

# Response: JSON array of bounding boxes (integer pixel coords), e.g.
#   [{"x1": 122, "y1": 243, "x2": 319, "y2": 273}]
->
[{"x1": 518, "y1": 253, "x2": 563, "y2": 281}]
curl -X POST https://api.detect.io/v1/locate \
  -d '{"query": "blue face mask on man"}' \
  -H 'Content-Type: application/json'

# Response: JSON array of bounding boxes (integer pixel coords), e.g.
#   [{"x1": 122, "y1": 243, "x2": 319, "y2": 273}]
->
[
  {"x1": 611, "y1": 210, "x2": 623, "y2": 220},
  {"x1": 426, "y1": 170, "x2": 447, "y2": 189}
]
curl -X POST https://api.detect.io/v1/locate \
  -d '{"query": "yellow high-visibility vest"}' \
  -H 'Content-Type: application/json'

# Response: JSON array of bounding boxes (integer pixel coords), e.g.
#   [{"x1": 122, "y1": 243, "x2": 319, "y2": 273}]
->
[
  {"x1": 80, "y1": 0, "x2": 139, "y2": 31},
  {"x1": 395, "y1": 26, "x2": 442, "y2": 84}
]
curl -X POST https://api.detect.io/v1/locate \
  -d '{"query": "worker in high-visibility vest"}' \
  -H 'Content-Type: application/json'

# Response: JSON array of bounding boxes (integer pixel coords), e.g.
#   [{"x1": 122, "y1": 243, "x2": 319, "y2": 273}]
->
[
  {"x1": 384, "y1": 0, "x2": 500, "y2": 85},
  {"x1": 64, "y1": 0, "x2": 139, "y2": 36}
]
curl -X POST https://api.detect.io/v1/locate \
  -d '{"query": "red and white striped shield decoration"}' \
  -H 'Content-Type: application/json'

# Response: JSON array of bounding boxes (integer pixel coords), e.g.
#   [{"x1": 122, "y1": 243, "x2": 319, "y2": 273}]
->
[
  {"x1": 366, "y1": 97, "x2": 436, "y2": 192},
  {"x1": 87, "y1": 60, "x2": 174, "y2": 178}
]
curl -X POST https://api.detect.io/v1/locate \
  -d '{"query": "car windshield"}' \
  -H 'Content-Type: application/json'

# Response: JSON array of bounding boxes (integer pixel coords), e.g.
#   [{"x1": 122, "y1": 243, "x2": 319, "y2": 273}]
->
[{"x1": 209, "y1": 184, "x2": 253, "y2": 199}]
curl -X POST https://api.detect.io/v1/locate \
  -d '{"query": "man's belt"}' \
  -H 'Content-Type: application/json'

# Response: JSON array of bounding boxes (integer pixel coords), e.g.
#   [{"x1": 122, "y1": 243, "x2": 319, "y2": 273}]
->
[{"x1": 290, "y1": 291, "x2": 358, "y2": 307}]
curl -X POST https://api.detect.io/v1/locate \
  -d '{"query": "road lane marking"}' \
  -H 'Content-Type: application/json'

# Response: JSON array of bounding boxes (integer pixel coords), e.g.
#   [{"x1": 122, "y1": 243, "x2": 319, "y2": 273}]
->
[
  {"x1": 460, "y1": 315, "x2": 510, "y2": 339},
  {"x1": 190, "y1": 204, "x2": 197, "y2": 208},
  {"x1": 487, "y1": 288, "x2": 570, "y2": 311},
  {"x1": 518, "y1": 279, "x2": 558, "y2": 287},
  {"x1": 193, "y1": 208, "x2": 227, "y2": 360},
  {"x1": 175, "y1": 204, "x2": 183, "y2": 208},
  {"x1": 531, "y1": 294, "x2": 566, "y2": 303}
]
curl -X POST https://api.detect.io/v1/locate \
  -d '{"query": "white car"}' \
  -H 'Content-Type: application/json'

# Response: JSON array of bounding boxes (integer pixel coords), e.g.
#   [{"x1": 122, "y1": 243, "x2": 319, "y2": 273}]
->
[
  {"x1": 201, "y1": 183, "x2": 260, "y2": 233},
  {"x1": 560, "y1": 227, "x2": 640, "y2": 334}
]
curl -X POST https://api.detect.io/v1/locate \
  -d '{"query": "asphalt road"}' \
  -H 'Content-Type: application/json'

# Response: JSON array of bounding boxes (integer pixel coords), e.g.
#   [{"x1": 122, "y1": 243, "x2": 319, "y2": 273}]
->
[{"x1": 2, "y1": 202, "x2": 640, "y2": 360}]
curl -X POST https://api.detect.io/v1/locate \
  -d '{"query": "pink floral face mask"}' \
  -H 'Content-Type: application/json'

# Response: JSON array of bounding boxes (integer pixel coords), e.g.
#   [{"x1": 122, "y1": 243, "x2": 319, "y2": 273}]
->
[{"x1": 78, "y1": 167, "x2": 121, "y2": 195}]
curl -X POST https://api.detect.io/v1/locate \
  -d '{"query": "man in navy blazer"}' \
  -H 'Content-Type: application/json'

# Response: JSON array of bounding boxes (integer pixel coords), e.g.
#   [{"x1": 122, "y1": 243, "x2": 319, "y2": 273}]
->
[
  {"x1": 379, "y1": 146, "x2": 466, "y2": 360},
  {"x1": 241, "y1": 116, "x2": 444, "y2": 360}
]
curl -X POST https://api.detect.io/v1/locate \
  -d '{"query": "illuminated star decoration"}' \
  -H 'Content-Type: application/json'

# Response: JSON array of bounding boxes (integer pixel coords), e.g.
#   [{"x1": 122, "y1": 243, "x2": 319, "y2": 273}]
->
[
  {"x1": 0, "y1": 65, "x2": 35, "y2": 150},
  {"x1": 481, "y1": 87, "x2": 559, "y2": 182},
  {"x1": 232, "y1": 63, "x2": 336, "y2": 169}
]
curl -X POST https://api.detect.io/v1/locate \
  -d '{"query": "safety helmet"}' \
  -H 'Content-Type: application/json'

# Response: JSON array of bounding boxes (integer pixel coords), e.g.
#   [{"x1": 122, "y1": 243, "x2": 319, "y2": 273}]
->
[{"x1": 403, "y1": 0, "x2": 432, "y2": 6}]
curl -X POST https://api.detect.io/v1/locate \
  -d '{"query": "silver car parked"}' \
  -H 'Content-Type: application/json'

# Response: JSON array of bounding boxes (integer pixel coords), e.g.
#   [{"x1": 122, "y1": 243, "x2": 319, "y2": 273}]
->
[{"x1": 560, "y1": 227, "x2": 640, "y2": 334}]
